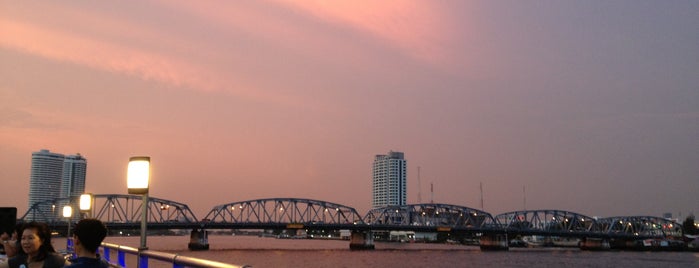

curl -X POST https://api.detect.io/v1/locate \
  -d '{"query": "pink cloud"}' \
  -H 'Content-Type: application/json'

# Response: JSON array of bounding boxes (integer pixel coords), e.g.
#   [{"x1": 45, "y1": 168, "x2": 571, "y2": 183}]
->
[
  {"x1": 160, "y1": 0, "x2": 456, "y2": 68},
  {"x1": 0, "y1": 15, "x2": 305, "y2": 107},
  {"x1": 272, "y1": 0, "x2": 454, "y2": 65},
  {"x1": 159, "y1": 1, "x2": 360, "y2": 61},
  {"x1": 1, "y1": 20, "x2": 197, "y2": 88}
]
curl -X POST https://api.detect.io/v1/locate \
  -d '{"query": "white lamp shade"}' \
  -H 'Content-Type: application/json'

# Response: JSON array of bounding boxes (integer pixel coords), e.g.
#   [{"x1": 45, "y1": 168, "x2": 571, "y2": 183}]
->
[
  {"x1": 80, "y1": 193, "x2": 92, "y2": 211},
  {"x1": 63, "y1": 206, "x2": 72, "y2": 218},
  {"x1": 128, "y1": 156, "x2": 150, "y2": 194}
]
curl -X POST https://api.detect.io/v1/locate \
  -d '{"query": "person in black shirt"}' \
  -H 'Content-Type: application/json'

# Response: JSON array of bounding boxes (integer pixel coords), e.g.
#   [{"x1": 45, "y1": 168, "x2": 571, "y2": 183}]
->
[{"x1": 65, "y1": 219, "x2": 109, "y2": 268}]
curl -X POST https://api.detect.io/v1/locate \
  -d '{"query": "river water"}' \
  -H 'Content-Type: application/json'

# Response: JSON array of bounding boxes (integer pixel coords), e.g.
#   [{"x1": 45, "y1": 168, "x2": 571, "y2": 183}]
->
[{"x1": 57, "y1": 235, "x2": 699, "y2": 267}]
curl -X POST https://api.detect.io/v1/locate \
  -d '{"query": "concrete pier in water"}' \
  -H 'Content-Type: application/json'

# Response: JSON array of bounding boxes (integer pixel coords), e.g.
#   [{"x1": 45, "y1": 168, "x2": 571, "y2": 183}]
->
[
  {"x1": 188, "y1": 229, "x2": 210, "y2": 250},
  {"x1": 479, "y1": 234, "x2": 509, "y2": 250},
  {"x1": 579, "y1": 238, "x2": 610, "y2": 251},
  {"x1": 349, "y1": 230, "x2": 375, "y2": 250}
]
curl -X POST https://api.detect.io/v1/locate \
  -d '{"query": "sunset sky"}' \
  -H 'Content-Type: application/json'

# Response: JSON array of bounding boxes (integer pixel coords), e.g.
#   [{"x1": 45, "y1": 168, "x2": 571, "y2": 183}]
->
[{"x1": 1, "y1": 1, "x2": 697, "y2": 219}]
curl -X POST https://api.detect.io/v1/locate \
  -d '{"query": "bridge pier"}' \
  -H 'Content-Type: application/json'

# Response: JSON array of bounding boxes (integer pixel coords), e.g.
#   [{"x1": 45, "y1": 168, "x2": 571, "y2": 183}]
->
[
  {"x1": 188, "y1": 229, "x2": 210, "y2": 251},
  {"x1": 349, "y1": 230, "x2": 374, "y2": 250},
  {"x1": 579, "y1": 238, "x2": 610, "y2": 251},
  {"x1": 479, "y1": 233, "x2": 509, "y2": 251}
]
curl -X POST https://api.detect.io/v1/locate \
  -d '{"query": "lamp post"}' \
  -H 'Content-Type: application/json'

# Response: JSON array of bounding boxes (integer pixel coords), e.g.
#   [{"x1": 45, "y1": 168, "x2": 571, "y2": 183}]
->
[
  {"x1": 79, "y1": 193, "x2": 92, "y2": 218},
  {"x1": 128, "y1": 156, "x2": 150, "y2": 250},
  {"x1": 63, "y1": 205, "x2": 74, "y2": 254},
  {"x1": 62, "y1": 205, "x2": 72, "y2": 237}
]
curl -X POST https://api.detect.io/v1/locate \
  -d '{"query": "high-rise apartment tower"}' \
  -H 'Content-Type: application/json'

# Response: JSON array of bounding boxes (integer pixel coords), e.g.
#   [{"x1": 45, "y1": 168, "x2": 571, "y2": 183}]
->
[
  {"x1": 61, "y1": 154, "x2": 87, "y2": 199},
  {"x1": 26, "y1": 149, "x2": 88, "y2": 221},
  {"x1": 27, "y1": 149, "x2": 65, "y2": 221},
  {"x1": 372, "y1": 151, "x2": 407, "y2": 208}
]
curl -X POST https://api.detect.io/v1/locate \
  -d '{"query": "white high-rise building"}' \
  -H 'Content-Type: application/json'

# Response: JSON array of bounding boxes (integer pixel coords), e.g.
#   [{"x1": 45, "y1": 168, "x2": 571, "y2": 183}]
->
[
  {"x1": 61, "y1": 154, "x2": 87, "y2": 199},
  {"x1": 26, "y1": 150, "x2": 88, "y2": 221},
  {"x1": 372, "y1": 151, "x2": 407, "y2": 208},
  {"x1": 27, "y1": 149, "x2": 65, "y2": 221}
]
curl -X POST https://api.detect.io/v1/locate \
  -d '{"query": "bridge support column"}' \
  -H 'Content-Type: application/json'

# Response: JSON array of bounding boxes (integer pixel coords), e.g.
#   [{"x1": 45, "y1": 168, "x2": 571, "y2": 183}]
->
[
  {"x1": 349, "y1": 230, "x2": 374, "y2": 250},
  {"x1": 579, "y1": 238, "x2": 610, "y2": 251},
  {"x1": 479, "y1": 233, "x2": 509, "y2": 251},
  {"x1": 188, "y1": 229, "x2": 210, "y2": 251}
]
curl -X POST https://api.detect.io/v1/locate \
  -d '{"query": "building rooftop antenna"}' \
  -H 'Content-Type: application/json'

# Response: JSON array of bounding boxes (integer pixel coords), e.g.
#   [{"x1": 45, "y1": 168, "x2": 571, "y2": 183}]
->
[
  {"x1": 480, "y1": 182, "x2": 484, "y2": 210},
  {"x1": 417, "y1": 166, "x2": 422, "y2": 203},
  {"x1": 523, "y1": 185, "x2": 527, "y2": 210}
]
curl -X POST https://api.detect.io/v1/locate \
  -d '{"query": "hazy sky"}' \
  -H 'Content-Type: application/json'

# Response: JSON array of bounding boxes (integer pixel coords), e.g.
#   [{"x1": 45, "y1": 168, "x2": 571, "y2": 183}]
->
[{"x1": 1, "y1": 1, "x2": 697, "y2": 219}]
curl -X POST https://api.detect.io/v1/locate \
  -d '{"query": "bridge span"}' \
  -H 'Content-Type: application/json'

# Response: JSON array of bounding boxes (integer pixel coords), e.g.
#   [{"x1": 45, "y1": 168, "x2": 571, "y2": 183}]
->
[
  {"x1": 496, "y1": 210, "x2": 682, "y2": 239},
  {"x1": 22, "y1": 194, "x2": 199, "y2": 226},
  {"x1": 17, "y1": 195, "x2": 685, "y2": 250}
]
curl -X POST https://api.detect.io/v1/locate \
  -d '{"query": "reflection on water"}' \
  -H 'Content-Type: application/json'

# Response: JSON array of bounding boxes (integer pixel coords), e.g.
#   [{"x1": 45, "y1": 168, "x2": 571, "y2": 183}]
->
[{"x1": 55, "y1": 235, "x2": 699, "y2": 268}]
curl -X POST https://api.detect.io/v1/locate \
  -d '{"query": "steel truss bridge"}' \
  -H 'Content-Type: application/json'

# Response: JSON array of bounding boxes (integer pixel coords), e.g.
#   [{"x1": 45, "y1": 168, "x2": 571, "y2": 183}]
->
[
  {"x1": 22, "y1": 194, "x2": 199, "y2": 230},
  {"x1": 18, "y1": 195, "x2": 683, "y2": 240},
  {"x1": 202, "y1": 198, "x2": 363, "y2": 230},
  {"x1": 363, "y1": 203, "x2": 502, "y2": 233},
  {"x1": 495, "y1": 210, "x2": 681, "y2": 239}
]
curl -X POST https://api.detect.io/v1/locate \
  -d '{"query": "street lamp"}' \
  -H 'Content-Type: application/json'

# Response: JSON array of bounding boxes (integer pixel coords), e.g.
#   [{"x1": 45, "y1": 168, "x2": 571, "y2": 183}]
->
[
  {"x1": 128, "y1": 156, "x2": 150, "y2": 250},
  {"x1": 79, "y1": 193, "x2": 92, "y2": 218},
  {"x1": 63, "y1": 205, "x2": 74, "y2": 254},
  {"x1": 62, "y1": 205, "x2": 72, "y2": 236}
]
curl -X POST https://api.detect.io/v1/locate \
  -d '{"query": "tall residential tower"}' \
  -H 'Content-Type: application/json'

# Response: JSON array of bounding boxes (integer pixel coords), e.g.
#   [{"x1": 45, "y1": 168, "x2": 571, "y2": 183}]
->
[
  {"x1": 27, "y1": 149, "x2": 65, "y2": 221},
  {"x1": 372, "y1": 151, "x2": 407, "y2": 208},
  {"x1": 26, "y1": 149, "x2": 88, "y2": 221},
  {"x1": 61, "y1": 154, "x2": 87, "y2": 199}
]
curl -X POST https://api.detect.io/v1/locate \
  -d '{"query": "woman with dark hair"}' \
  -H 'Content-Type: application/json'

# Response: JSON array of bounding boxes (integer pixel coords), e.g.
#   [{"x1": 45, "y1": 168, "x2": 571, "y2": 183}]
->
[{"x1": 0, "y1": 222, "x2": 66, "y2": 268}]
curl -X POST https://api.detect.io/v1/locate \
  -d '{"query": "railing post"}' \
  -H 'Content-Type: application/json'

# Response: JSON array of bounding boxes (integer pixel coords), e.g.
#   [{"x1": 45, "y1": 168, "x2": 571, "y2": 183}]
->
[
  {"x1": 138, "y1": 252, "x2": 149, "y2": 268},
  {"x1": 103, "y1": 247, "x2": 111, "y2": 262},
  {"x1": 118, "y1": 250, "x2": 127, "y2": 267}
]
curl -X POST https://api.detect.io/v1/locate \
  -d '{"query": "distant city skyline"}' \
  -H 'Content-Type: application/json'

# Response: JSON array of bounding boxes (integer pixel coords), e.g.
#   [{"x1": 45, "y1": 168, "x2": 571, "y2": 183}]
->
[
  {"x1": 12, "y1": 147, "x2": 698, "y2": 220},
  {"x1": 1, "y1": 1, "x2": 697, "y2": 218}
]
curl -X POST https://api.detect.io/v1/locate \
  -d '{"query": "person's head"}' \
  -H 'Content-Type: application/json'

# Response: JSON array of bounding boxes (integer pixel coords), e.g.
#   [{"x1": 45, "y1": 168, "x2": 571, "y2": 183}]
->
[
  {"x1": 72, "y1": 219, "x2": 108, "y2": 253},
  {"x1": 20, "y1": 222, "x2": 56, "y2": 260}
]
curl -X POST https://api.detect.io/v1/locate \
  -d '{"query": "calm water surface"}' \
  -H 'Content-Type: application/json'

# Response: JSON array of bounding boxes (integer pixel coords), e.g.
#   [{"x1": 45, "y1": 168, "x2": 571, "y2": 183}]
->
[{"x1": 65, "y1": 235, "x2": 699, "y2": 268}]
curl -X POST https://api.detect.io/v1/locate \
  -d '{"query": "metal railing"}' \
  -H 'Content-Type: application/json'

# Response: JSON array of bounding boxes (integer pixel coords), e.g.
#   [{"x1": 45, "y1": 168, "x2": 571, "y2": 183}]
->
[{"x1": 100, "y1": 242, "x2": 250, "y2": 268}]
